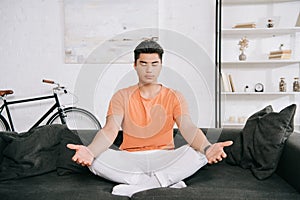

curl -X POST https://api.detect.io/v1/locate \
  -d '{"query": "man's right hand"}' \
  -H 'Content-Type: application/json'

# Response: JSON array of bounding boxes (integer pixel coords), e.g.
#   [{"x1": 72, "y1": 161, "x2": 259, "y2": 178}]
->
[{"x1": 67, "y1": 144, "x2": 95, "y2": 167}]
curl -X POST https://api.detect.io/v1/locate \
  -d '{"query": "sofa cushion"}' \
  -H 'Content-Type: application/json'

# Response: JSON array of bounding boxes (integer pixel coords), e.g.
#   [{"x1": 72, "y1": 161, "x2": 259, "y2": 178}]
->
[
  {"x1": 56, "y1": 129, "x2": 90, "y2": 175},
  {"x1": 0, "y1": 125, "x2": 91, "y2": 180},
  {"x1": 0, "y1": 125, "x2": 61, "y2": 180},
  {"x1": 0, "y1": 131, "x2": 17, "y2": 163},
  {"x1": 226, "y1": 104, "x2": 296, "y2": 180},
  {"x1": 132, "y1": 162, "x2": 300, "y2": 200},
  {"x1": 1, "y1": 161, "x2": 299, "y2": 200}
]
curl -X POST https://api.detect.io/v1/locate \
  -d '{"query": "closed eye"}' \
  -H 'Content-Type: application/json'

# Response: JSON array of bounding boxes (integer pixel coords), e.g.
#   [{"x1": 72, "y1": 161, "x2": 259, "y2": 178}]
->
[
  {"x1": 152, "y1": 62, "x2": 159, "y2": 66},
  {"x1": 140, "y1": 61, "x2": 147, "y2": 66}
]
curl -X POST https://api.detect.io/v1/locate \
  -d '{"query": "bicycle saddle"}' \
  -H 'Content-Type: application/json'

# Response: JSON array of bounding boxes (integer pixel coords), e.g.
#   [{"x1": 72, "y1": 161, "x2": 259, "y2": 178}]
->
[{"x1": 0, "y1": 90, "x2": 13, "y2": 97}]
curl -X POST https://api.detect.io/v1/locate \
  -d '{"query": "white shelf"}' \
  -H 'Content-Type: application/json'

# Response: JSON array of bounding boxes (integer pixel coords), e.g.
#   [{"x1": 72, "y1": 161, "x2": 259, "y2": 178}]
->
[
  {"x1": 222, "y1": 92, "x2": 300, "y2": 95},
  {"x1": 222, "y1": 123, "x2": 244, "y2": 128},
  {"x1": 222, "y1": 27, "x2": 300, "y2": 36},
  {"x1": 222, "y1": 0, "x2": 299, "y2": 5},
  {"x1": 221, "y1": 60, "x2": 300, "y2": 65},
  {"x1": 222, "y1": 122, "x2": 300, "y2": 129}
]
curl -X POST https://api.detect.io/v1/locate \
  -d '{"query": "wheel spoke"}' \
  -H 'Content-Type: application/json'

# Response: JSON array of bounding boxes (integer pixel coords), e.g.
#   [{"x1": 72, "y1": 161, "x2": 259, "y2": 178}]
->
[{"x1": 47, "y1": 107, "x2": 101, "y2": 130}]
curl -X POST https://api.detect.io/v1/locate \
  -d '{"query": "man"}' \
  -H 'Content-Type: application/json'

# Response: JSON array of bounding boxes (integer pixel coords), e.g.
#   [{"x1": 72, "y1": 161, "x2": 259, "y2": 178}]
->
[{"x1": 67, "y1": 40, "x2": 233, "y2": 197}]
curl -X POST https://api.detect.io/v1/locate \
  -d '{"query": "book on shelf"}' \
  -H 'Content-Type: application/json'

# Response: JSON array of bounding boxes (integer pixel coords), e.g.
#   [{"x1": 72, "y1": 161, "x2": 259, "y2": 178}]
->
[
  {"x1": 268, "y1": 49, "x2": 292, "y2": 60},
  {"x1": 296, "y1": 12, "x2": 300, "y2": 27},
  {"x1": 269, "y1": 49, "x2": 292, "y2": 55},
  {"x1": 221, "y1": 72, "x2": 235, "y2": 92},
  {"x1": 228, "y1": 74, "x2": 236, "y2": 92},
  {"x1": 268, "y1": 54, "x2": 291, "y2": 60},
  {"x1": 233, "y1": 22, "x2": 256, "y2": 29},
  {"x1": 221, "y1": 72, "x2": 231, "y2": 92}
]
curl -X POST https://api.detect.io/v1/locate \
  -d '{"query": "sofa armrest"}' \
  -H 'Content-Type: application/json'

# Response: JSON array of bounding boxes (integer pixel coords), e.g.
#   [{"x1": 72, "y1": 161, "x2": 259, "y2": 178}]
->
[
  {"x1": 276, "y1": 132, "x2": 300, "y2": 192},
  {"x1": 216, "y1": 129, "x2": 300, "y2": 192}
]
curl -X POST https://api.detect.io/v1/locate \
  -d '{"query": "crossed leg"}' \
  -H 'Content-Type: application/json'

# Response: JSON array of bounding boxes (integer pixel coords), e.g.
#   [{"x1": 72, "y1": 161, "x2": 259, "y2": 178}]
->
[{"x1": 89, "y1": 145, "x2": 207, "y2": 197}]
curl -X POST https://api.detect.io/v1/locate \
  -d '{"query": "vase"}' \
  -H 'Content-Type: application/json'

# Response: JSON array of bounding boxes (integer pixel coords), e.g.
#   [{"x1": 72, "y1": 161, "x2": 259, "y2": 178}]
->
[{"x1": 239, "y1": 51, "x2": 246, "y2": 61}]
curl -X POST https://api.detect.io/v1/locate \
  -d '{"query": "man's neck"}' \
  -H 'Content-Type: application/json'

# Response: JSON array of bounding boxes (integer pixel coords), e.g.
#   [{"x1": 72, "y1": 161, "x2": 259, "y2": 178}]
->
[{"x1": 138, "y1": 83, "x2": 162, "y2": 99}]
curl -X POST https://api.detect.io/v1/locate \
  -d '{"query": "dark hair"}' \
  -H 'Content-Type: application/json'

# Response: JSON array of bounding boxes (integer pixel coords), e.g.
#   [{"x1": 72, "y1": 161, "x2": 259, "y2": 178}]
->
[{"x1": 134, "y1": 40, "x2": 164, "y2": 63}]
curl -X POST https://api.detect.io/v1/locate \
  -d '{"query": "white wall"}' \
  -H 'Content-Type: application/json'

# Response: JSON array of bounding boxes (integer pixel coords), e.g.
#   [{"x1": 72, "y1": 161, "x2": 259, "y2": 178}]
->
[
  {"x1": 0, "y1": 0, "x2": 81, "y2": 132},
  {"x1": 0, "y1": 0, "x2": 216, "y2": 132}
]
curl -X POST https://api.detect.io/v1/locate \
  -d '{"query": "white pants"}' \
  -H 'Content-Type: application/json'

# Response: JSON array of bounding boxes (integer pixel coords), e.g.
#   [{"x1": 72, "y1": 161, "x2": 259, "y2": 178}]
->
[{"x1": 89, "y1": 145, "x2": 208, "y2": 187}]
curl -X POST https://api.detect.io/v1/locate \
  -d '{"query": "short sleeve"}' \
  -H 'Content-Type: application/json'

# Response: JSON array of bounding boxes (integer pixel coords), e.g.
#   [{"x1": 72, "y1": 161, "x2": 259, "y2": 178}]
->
[
  {"x1": 107, "y1": 90, "x2": 124, "y2": 117},
  {"x1": 173, "y1": 90, "x2": 190, "y2": 119}
]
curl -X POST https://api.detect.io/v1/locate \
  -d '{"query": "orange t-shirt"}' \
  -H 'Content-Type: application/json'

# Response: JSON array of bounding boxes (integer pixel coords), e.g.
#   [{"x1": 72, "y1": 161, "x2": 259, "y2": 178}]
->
[{"x1": 107, "y1": 85, "x2": 189, "y2": 151}]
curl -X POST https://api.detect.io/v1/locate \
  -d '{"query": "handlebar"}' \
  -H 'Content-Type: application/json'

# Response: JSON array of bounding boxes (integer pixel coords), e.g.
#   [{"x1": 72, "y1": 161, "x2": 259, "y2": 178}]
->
[
  {"x1": 42, "y1": 79, "x2": 67, "y2": 94},
  {"x1": 42, "y1": 79, "x2": 55, "y2": 84}
]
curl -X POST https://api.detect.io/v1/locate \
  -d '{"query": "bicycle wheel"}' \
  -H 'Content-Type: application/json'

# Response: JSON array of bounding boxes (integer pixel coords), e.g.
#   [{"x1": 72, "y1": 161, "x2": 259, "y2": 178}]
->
[
  {"x1": 0, "y1": 115, "x2": 10, "y2": 131},
  {"x1": 47, "y1": 107, "x2": 101, "y2": 130}
]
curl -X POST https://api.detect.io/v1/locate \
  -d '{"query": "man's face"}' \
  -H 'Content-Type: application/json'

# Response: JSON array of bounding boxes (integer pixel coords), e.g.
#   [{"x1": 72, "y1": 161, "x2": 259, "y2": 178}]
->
[{"x1": 134, "y1": 53, "x2": 162, "y2": 85}]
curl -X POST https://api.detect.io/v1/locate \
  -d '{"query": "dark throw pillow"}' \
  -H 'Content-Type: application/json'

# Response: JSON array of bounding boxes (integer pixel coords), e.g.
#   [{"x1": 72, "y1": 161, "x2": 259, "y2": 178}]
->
[
  {"x1": 0, "y1": 125, "x2": 62, "y2": 181},
  {"x1": 0, "y1": 131, "x2": 18, "y2": 164},
  {"x1": 56, "y1": 128, "x2": 90, "y2": 175},
  {"x1": 0, "y1": 124, "x2": 90, "y2": 180},
  {"x1": 227, "y1": 104, "x2": 296, "y2": 180}
]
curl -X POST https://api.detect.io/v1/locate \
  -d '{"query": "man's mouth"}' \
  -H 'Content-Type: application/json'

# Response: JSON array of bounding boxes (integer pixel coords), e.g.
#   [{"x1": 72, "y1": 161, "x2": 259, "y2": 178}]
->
[{"x1": 145, "y1": 75, "x2": 154, "y2": 79}]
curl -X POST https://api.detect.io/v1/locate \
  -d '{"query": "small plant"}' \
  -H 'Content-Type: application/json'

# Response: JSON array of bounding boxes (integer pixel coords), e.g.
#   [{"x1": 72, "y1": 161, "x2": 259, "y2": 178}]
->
[{"x1": 238, "y1": 36, "x2": 249, "y2": 51}]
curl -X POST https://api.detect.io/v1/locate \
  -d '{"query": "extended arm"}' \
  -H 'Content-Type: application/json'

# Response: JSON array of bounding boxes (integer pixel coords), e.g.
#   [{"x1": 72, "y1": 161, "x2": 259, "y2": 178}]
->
[
  {"x1": 67, "y1": 115, "x2": 122, "y2": 166},
  {"x1": 175, "y1": 115, "x2": 232, "y2": 164}
]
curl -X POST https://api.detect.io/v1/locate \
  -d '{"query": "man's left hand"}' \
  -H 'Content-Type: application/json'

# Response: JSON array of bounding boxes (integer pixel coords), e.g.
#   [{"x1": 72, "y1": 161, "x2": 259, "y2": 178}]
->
[{"x1": 205, "y1": 141, "x2": 233, "y2": 164}]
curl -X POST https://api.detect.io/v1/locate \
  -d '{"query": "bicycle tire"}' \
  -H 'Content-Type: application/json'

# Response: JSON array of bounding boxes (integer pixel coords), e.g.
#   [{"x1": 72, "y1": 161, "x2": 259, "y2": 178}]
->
[
  {"x1": 47, "y1": 107, "x2": 101, "y2": 130},
  {"x1": 0, "y1": 115, "x2": 11, "y2": 131}
]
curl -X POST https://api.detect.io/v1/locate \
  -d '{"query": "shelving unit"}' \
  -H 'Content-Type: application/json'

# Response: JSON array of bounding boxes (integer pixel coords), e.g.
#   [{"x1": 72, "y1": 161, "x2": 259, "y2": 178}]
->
[
  {"x1": 216, "y1": 0, "x2": 300, "y2": 130},
  {"x1": 222, "y1": 27, "x2": 300, "y2": 36},
  {"x1": 223, "y1": 121, "x2": 300, "y2": 129},
  {"x1": 222, "y1": 92, "x2": 299, "y2": 95},
  {"x1": 223, "y1": 0, "x2": 299, "y2": 4},
  {"x1": 222, "y1": 60, "x2": 300, "y2": 64}
]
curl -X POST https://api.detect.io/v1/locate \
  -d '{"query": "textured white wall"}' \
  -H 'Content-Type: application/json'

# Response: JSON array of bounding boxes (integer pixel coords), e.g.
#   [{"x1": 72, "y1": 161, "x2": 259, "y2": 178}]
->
[{"x1": 0, "y1": 0, "x2": 215, "y2": 132}]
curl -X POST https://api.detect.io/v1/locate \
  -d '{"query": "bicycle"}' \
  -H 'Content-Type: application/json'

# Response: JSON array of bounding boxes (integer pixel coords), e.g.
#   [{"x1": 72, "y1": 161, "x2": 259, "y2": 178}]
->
[{"x1": 0, "y1": 79, "x2": 101, "y2": 132}]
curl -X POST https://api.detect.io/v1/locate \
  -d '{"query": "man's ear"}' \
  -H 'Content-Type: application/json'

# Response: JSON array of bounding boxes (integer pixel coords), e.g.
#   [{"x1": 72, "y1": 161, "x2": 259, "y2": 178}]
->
[{"x1": 133, "y1": 62, "x2": 137, "y2": 69}]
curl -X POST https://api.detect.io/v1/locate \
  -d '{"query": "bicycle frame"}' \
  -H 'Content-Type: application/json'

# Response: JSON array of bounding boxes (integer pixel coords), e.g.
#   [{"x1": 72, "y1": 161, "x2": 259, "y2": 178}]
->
[{"x1": 0, "y1": 93, "x2": 65, "y2": 131}]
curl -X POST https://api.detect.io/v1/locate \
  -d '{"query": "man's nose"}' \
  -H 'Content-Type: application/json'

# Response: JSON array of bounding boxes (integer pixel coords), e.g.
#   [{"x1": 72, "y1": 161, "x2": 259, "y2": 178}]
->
[{"x1": 146, "y1": 65, "x2": 153, "y2": 72}]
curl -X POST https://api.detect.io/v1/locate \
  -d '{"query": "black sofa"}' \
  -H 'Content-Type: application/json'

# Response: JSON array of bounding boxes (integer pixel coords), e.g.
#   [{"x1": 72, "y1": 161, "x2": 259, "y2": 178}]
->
[{"x1": 0, "y1": 127, "x2": 300, "y2": 200}]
